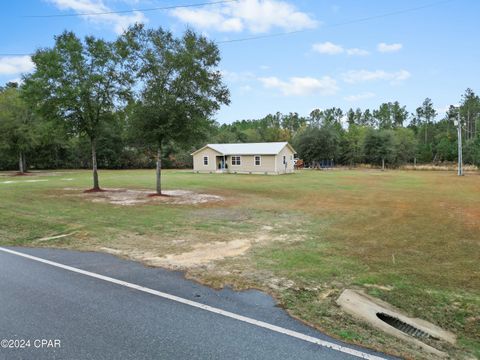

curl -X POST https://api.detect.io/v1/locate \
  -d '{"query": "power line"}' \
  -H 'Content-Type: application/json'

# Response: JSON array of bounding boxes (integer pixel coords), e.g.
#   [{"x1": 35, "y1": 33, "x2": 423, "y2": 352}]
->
[
  {"x1": 217, "y1": 0, "x2": 453, "y2": 44},
  {"x1": 22, "y1": 0, "x2": 237, "y2": 18},
  {"x1": 0, "y1": 0, "x2": 454, "y2": 55}
]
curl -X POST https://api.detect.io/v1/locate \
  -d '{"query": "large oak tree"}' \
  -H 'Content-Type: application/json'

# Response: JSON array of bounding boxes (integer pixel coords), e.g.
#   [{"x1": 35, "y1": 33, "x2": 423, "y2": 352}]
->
[
  {"x1": 24, "y1": 31, "x2": 133, "y2": 190},
  {"x1": 127, "y1": 25, "x2": 230, "y2": 194}
]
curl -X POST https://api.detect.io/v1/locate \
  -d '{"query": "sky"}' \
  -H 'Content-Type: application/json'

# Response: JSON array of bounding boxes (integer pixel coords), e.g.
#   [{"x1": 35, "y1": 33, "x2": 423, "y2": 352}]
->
[{"x1": 1, "y1": 0, "x2": 479, "y2": 124}]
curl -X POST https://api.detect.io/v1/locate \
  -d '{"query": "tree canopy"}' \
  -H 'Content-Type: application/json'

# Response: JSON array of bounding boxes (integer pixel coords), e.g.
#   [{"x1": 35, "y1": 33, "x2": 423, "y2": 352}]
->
[
  {"x1": 23, "y1": 30, "x2": 134, "y2": 190},
  {"x1": 126, "y1": 24, "x2": 230, "y2": 194}
]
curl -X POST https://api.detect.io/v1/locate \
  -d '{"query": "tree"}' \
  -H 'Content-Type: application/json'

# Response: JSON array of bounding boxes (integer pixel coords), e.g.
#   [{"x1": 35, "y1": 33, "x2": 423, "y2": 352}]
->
[
  {"x1": 373, "y1": 102, "x2": 408, "y2": 130},
  {"x1": 459, "y1": 88, "x2": 480, "y2": 141},
  {"x1": 308, "y1": 107, "x2": 343, "y2": 127},
  {"x1": 128, "y1": 25, "x2": 229, "y2": 194},
  {"x1": 361, "y1": 109, "x2": 376, "y2": 127},
  {"x1": 293, "y1": 124, "x2": 341, "y2": 167},
  {"x1": 347, "y1": 108, "x2": 356, "y2": 127},
  {"x1": 415, "y1": 98, "x2": 437, "y2": 144},
  {"x1": 281, "y1": 112, "x2": 306, "y2": 137},
  {"x1": 24, "y1": 31, "x2": 133, "y2": 190},
  {"x1": 363, "y1": 129, "x2": 396, "y2": 170},
  {"x1": 0, "y1": 84, "x2": 38, "y2": 173},
  {"x1": 394, "y1": 128, "x2": 417, "y2": 165},
  {"x1": 341, "y1": 124, "x2": 366, "y2": 167},
  {"x1": 374, "y1": 103, "x2": 393, "y2": 129},
  {"x1": 391, "y1": 101, "x2": 409, "y2": 128}
]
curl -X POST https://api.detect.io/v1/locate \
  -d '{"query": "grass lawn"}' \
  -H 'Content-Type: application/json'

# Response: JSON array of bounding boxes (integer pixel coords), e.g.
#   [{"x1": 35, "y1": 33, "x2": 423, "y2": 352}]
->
[{"x1": 0, "y1": 169, "x2": 478, "y2": 359}]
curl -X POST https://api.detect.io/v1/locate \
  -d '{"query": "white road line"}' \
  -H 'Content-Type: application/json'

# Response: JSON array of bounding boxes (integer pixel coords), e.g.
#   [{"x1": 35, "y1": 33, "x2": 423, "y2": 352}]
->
[{"x1": 0, "y1": 247, "x2": 387, "y2": 360}]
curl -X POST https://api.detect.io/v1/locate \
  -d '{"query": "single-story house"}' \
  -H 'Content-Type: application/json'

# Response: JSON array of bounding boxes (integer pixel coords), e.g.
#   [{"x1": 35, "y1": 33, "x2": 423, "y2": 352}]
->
[{"x1": 191, "y1": 142, "x2": 296, "y2": 174}]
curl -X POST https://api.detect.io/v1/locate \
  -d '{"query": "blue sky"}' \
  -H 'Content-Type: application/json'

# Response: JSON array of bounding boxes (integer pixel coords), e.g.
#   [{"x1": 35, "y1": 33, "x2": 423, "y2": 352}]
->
[{"x1": 1, "y1": 0, "x2": 479, "y2": 124}]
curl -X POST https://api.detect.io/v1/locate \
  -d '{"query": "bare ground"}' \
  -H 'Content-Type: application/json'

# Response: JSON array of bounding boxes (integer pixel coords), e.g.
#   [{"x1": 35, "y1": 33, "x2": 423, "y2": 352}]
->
[{"x1": 64, "y1": 188, "x2": 224, "y2": 206}]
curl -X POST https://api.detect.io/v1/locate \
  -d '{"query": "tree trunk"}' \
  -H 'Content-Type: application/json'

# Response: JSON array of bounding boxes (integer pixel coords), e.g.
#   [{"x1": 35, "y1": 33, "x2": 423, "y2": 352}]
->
[
  {"x1": 156, "y1": 146, "x2": 162, "y2": 195},
  {"x1": 91, "y1": 139, "x2": 100, "y2": 191},
  {"x1": 18, "y1": 152, "x2": 24, "y2": 173},
  {"x1": 381, "y1": 158, "x2": 385, "y2": 171},
  {"x1": 424, "y1": 122, "x2": 428, "y2": 144}
]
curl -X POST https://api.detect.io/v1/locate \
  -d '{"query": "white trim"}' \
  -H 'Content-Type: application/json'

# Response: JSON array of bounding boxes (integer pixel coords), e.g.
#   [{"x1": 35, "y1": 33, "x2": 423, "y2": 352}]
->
[
  {"x1": 203, "y1": 156, "x2": 209, "y2": 166},
  {"x1": 191, "y1": 145, "x2": 221, "y2": 156},
  {"x1": 254, "y1": 155, "x2": 261, "y2": 166},
  {"x1": 274, "y1": 155, "x2": 277, "y2": 173},
  {"x1": 231, "y1": 155, "x2": 241, "y2": 166},
  {"x1": 0, "y1": 247, "x2": 386, "y2": 360}
]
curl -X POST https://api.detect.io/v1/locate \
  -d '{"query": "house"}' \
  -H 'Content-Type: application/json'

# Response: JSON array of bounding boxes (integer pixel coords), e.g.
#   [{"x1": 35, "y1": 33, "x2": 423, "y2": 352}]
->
[{"x1": 191, "y1": 142, "x2": 296, "y2": 174}]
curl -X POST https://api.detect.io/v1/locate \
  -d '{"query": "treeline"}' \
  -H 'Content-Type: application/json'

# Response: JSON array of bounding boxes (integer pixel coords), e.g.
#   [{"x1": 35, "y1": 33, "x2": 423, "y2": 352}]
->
[
  {"x1": 212, "y1": 90, "x2": 480, "y2": 168},
  {"x1": 1, "y1": 84, "x2": 479, "y2": 172}
]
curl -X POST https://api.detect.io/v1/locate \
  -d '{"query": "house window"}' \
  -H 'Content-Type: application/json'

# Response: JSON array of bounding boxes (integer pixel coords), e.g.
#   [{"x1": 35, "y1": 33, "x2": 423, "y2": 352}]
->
[
  {"x1": 254, "y1": 155, "x2": 261, "y2": 166},
  {"x1": 283, "y1": 155, "x2": 286, "y2": 164},
  {"x1": 203, "y1": 156, "x2": 209, "y2": 165},
  {"x1": 231, "y1": 156, "x2": 241, "y2": 165}
]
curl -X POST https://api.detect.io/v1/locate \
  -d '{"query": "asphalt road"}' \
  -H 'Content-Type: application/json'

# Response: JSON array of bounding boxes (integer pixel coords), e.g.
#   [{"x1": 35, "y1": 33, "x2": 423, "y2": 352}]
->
[{"x1": 0, "y1": 247, "x2": 394, "y2": 360}]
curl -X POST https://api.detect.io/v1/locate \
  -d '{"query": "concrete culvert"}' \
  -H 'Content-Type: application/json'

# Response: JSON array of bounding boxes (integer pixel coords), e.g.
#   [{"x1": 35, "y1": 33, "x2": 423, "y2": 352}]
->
[
  {"x1": 337, "y1": 289, "x2": 456, "y2": 358},
  {"x1": 376, "y1": 312, "x2": 439, "y2": 340}
]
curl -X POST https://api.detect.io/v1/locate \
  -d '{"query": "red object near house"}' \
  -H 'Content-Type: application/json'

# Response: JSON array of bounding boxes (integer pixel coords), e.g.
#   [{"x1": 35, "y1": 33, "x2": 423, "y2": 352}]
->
[{"x1": 294, "y1": 159, "x2": 304, "y2": 169}]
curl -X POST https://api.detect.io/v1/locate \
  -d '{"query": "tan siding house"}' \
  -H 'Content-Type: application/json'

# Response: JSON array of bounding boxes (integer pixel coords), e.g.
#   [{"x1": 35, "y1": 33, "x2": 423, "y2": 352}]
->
[{"x1": 191, "y1": 142, "x2": 296, "y2": 174}]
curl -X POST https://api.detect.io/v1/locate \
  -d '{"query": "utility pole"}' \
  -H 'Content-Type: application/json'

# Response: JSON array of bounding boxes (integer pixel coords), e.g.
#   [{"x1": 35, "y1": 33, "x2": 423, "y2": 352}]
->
[{"x1": 456, "y1": 113, "x2": 464, "y2": 176}]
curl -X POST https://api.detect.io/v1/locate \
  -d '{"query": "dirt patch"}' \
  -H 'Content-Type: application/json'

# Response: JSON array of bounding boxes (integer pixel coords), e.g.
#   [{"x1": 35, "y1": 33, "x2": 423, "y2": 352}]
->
[
  {"x1": 267, "y1": 277, "x2": 296, "y2": 291},
  {"x1": 363, "y1": 284, "x2": 394, "y2": 291},
  {"x1": 99, "y1": 239, "x2": 251, "y2": 269},
  {"x1": 144, "y1": 239, "x2": 252, "y2": 268},
  {"x1": 318, "y1": 288, "x2": 334, "y2": 300},
  {"x1": 98, "y1": 225, "x2": 299, "y2": 270},
  {"x1": 66, "y1": 188, "x2": 224, "y2": 206},
  {"x1": 84, "y1": 188, "x2": 107, "y2": 193},
  {"x1": 1, "y1": 179, "x2": 48, "y2": 184}
]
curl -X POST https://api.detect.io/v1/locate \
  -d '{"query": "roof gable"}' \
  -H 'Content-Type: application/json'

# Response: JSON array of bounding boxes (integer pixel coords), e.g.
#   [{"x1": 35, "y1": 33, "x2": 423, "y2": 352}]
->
[{"x1": 191, "y1": 142, "x2": 295, "y2": 156}]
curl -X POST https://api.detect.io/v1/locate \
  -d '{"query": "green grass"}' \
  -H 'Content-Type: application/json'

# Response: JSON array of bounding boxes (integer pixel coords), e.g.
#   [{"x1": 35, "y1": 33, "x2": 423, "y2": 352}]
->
[{"x1": 0, "y1": 168, "x2": 479, "y2": 359}]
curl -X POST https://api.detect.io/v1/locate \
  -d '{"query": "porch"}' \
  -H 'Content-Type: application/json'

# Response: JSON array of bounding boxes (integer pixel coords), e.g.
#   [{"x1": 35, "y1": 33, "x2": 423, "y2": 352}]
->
[{"x1": 216, "y1": 155, "x2": 228, "y2": 173}]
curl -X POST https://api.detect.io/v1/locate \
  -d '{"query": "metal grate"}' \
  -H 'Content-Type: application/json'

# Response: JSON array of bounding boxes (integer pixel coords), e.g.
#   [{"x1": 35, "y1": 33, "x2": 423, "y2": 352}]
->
[{"x1": 376, "y1": 313, "x2": 438, "y2": 340}]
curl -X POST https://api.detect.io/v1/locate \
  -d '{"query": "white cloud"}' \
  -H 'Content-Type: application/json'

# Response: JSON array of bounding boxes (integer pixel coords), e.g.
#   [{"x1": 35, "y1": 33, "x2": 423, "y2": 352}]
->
[
  {"x1": 0, "y1": 56, "x2": 35, "y2": 75},
  {"x1": 312, "y1": 42, "x2": 369, "y2": 56},
  {"x1": 48, "y1": 0, "x2": 147, "y2": 34},
  {"x1": 377, "y1": 42, "x2": 403, "y2": 53},
  {"x1": 344, "y1": 92, "x2": 375, "y2": 102},
  {"x1": 342, "y1": 69, "x2": 411, "y2": 84},
  {"x1": 346, "y1": 48, "x2": 369, "y2": 56},
  {"x1": 220, "y1": 69, "x2": 255, "y2": 83},
  {"x1": 170, "y1": 0, "x2": 318, "y2": 33},
  {"x1": 258, "y1": 76, "x2": 338, "y2": 96},
  {"x1": 312, "y1": 42, "x2": 344, "y2": 55}
]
